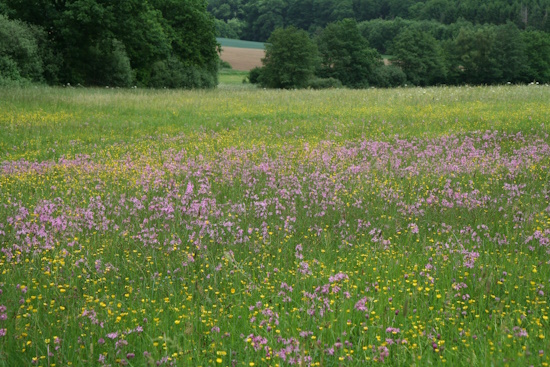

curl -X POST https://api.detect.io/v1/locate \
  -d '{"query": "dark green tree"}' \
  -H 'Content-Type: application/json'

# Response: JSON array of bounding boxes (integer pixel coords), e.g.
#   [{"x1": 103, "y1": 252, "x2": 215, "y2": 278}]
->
[
  {"x1": 317, "y1": 18, "x2": 382, "y2": 87},
  {"x1": 152, "y1": 0, "x2": 219, "y2": 87},
  {"x1": 450, "y1": 26, "x2": 501, "y2": 84},
  {"x1": 390, "y1": 28, "x2": 447, "y2": 86},
  {"x1": 493, "y1": 22, "x2": 527, "y2": 83},
  {"x1": 286, "y1": 0, "x2": 315, "y2": 30},
  {"x1": 352, "y1": 0, "x2": 388, "y2": 21},
  {"x1": 1, "y1": 0, "x2": 218, "y2": 87},
  {"x1": 241, "y1": 0, "x2": 287, "y2": 41},
  {"x1": 358, "y1": 18, "x2": 406, "y2": 54},
  {"x1": 260, "y1": 26, "x2": 318, "y2": 88},
  {"x1": 522, "y1": 30, "x2": 550, "y2": 83}
]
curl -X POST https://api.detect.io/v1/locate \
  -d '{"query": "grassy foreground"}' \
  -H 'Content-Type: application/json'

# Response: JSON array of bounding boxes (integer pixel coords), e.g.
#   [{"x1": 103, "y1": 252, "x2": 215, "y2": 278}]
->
[{"x1": 0, "y1": 85, "x2": 550, "y2": 367}]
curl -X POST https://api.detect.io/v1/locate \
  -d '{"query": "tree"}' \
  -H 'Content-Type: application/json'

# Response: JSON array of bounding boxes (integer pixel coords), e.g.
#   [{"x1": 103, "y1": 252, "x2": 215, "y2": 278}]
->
[
  {"x1": 522, "y1": 30, "x2": 550, "y2": 83},
  {"x1": 286, "y1": 0, "x2": 315, "y2": 30},
  {"x1": 0, "y1": 15, "x2": 44, "y2": 84},
  {"x1": 493, "y1": 22, "x2": 527, "y2": 83},
  {"x1": 260, "y1": 26, "x2": 318, "y2": 88},
  {"x1": 152, "y1": 0, "x2": 220, "y2": 88},
  {"x1": 241, "y1": 0, "x2": 287, "y2": 41},
  {"x1": 316, "y1": 18, "x2": 382, "y2": 88},
  {"x1": 0, "y1": 0, "x2": 219, "y2": 87},
  {"x1": 390, "y1": 28, "x2": 447, "y2": 86},
  {"x1": 358, "y1": 18, "x2": 407, "y2": 54},
  {"x1": 352, "y1": 0, "x2": 388, "y2": 21},
  {"x1": 450, "y1": 26, "x2": 501, "y2": 84}
]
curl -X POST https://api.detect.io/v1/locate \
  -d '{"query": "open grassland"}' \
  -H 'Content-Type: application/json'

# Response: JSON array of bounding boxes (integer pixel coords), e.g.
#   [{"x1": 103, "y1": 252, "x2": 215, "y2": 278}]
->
[{"x1": 1, "y1": 85, "x2": 550, "y2": 367}]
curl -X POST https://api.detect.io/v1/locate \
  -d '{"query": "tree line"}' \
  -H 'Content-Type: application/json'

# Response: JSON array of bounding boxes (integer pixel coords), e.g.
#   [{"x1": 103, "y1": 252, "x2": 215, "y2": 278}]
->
[
  {"x1": 251, "y1": 19, "x2": 550, "y2": 89},
  {"x1": 0, "y1": 0, "x2": 219, "y2": 87},
  {"x1": 210, "y1": 0, "x2": 550, "y2": 42}
]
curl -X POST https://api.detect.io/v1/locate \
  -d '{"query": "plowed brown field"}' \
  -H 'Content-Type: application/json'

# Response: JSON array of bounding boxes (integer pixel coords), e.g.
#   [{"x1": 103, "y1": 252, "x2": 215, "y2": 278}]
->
[{"x1": 220, "y1": 47, "x2": 265, "y2": 71}]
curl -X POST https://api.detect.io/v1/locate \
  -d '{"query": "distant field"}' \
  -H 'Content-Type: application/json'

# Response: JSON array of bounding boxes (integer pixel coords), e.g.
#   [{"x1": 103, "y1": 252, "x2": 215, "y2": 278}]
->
[
  {"x1": 220, "y1": 47, "x2": 265, "y2": 71},
  {"x1": 217, "y1": 37, "x2": 266, "y2": 49},
  {"x1": 217, "y1": 38, "x2": 266, "y2": 71}
]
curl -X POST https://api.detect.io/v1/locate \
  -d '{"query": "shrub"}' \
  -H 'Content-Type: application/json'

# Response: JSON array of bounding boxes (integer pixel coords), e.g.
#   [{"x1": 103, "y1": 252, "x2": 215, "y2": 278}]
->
[
  {"x1": 149, "y1": 56, "x2": 217, "y2": 89},
  {"x1": 219, "y1": 60, "x2": 232, "y2": 69},
  {"x1": 371, "y1": 65, "x2": 408, "y2": 88},
  {"x1": 306, "y1": 77, "x2": 343, "y2": 89},
  {"x1": 0, "y1": 15, "x2": 44, "y2": 83},
  {"x1": 248, "y1": 67, "x2": 263, "y2": 84}
]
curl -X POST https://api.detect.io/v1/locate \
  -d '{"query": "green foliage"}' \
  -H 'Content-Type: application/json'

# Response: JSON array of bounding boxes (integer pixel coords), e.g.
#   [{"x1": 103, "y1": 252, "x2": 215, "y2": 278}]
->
[
  {"x1": 149, "y1": 56, "x2": 217, "y2": 89},
  {"x1": 109, "y1": 0, "x2": 171, "y2": 83},
  {"x1": 449, "y1": 26, "x2": 502, "y2": 84},
  {"x1": 358, "y1": 18, "x2": 405, "y2": 54},
  {"x1": 306, "y1": 76, "x2": 343, "y2": 89},
  {"x1": 207, "y1": 0, "x2": 550, "y2": 40},
  {"x1": 316, "y1": 18, "x2": 382, "y2": 88},
  {"x1": 215, "y1": 18, "x2": 245, "y2": 38},
  {"x1": 0, "y1": 56, "x2": 24, "y2": 86},
  {"x1": 370, "y1": 64, "x2": 408, "y2": 87},
  {"x1": 207, "y1": 0, "x2": 243, "y2": 20},
  {"x1": 493, "y1": 22, "x2": 528, "y2": 83},
  {"x1": 87, "y1": 38, "x2": 134, "y2": 87},
  {"x1": 0, "y1": 15, "x2": 43, "y2": 84},
  {"x1": 153, "y1": 0, "x2": 219, "y2": 77},
  {"x1": 390, "y1": 28, "x2": 447, "y2": 86},
  {"x1": 522, "y1": 30, "x2": 550, "y2": 83},
  {"x1": 260, "y1": 26, "x2": 319, "y2": 89},
  {"x1": 248, "y1": 66, "x2": 263, "y2": 84},
  {"x1": 1, "y1": 0, "x2": 218, "y2": 88},
  {"x1": 219, "y1": 59, "x2": 232, "y2": 69},
  {"x1": 241, "y1": 0, "x2": 287, "y2": 42}
]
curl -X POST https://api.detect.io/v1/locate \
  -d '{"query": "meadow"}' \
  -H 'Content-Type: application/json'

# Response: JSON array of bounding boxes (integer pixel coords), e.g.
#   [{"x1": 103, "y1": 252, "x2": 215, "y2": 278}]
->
[{"x1": 0, "y1": 84, "x2": 550, "y2": 367}]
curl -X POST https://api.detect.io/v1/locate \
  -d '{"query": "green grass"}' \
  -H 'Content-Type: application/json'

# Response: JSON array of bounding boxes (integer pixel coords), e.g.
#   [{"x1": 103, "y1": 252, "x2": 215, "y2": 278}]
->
[
  {"x1": 217, "y1": 37, "x2": 266, "y2": 50},
  {"x1": 219, "y1": 69, "x2": 252, "y2": 86},
  {"x1": 0, "y1": 85, "x2": 550, "y2": 367}
]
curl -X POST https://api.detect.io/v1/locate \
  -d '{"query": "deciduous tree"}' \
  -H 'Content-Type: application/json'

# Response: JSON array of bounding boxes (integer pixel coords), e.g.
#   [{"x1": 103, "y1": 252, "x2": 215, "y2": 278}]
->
[
  {"x1": 260, "y1": 26, "x2": 318, "y2": 88},
  {"x1": 317, "y1": 18, "x2": 381, "y2": 88}
]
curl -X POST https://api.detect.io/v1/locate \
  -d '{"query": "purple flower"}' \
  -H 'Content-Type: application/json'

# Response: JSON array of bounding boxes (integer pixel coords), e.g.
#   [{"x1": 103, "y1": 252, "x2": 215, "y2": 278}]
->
[
  {"x1": 0, "y1": 329, "x2": 6, "y2": 337},
  {"x1": 378, "y1": 346, "x2": 389, "y2": 361},
  {"x1": 354, "y1": 297, "x2": 368, "y2": 312}
]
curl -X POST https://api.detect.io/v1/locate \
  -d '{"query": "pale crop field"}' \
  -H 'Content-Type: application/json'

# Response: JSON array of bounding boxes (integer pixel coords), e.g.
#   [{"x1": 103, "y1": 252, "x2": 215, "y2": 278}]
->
[{"x1": 0, "y1": 85, "x2": 550, "y2": 367}]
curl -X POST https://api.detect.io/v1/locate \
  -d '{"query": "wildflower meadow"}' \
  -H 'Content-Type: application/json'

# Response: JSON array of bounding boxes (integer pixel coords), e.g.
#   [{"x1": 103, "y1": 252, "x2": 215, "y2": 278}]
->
[{"x1": 1, "y1": 85, "x2": 550, "y2": 366}]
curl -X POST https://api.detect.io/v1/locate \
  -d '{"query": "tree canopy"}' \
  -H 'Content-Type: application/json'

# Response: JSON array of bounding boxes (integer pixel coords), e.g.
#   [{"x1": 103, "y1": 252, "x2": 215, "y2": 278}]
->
[
  {"x1": 0, "y1": 0, "x2": 219, "y2": 87},
  {"x1": 259, "y1": 26, "x2": 319, "y2": 89},
  {"x1": 317, "y1": 19, "x2": 381, "y2": 88},
  {"x1": 208, "y1": 0, "x2": 550, "y2": 42}
]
